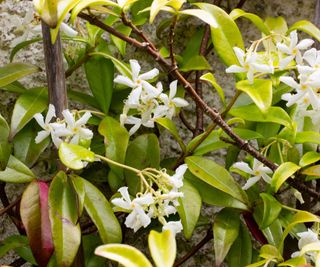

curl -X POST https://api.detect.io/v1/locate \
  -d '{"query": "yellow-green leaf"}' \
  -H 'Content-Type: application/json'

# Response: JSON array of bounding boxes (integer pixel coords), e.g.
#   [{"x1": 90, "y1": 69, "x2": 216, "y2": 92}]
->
[
  {"x1": 271, "y1": 162, "x2": 300, "y2": 192},
  {"x1": 288, "y1": 20, "x2": 320, "y2": 42},
  {"x1": 200, "y1": 72, "x2": 225, "y2": 105}
]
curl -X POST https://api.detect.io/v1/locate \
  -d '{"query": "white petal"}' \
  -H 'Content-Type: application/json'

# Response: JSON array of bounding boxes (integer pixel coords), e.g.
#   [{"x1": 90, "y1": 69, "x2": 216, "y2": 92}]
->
[
  {"x1": 296, "y1": 39, "x2": 314, "y2": 50},
  {"x1": 70, "y1": 134, "x2": 80, "y2": 145},
  {"x1": 118, "y1": 186, "x2": 131, "y2": 203},
  {"x1": 261, "y1": 173, "x2": 272, "y2": 184},
  {"x1": 112, "y1": 198, "x2": 131, "y2": 210},
  {"x1": 128, "y1": 122, "x2": 141, "y2": 135},
  {"x1": 233, "y1": 162, "x2": 253, "y2": 174},
  {"x1": 233, "y1": 47, "x2": 245, "y2": 66},
  {"x1": 139, "y1": 68, "x2": 159, "y2": 80},
  {"x1": 303, "y1": 48, "x2": 317, "y2": 66},
  {"x1": 226, "y1": 65, "x2": 246, "y2": 73},
  {"x1": 135, "y1": 206, "x2": 151, "y2": 228},
  {"x1": 162, "y1": 220, "x2": 183, "y2": 235},
  {"x1": 79, "y1": 128, "x2": 93, "y2": 140},
  {"x1": 252, "y1": 63, "x2": 274, "y2": 74},
  {"x1": 45, "y1": 104, "x2": 56, "y2": 124},
  {"x1": 51, "y1": 135, "x2": 63, "y2": 148},
  {"x1": 279, "y1": 76, "x2": 300, "y2": 90},
  {"x1": 172, "y1": 97, "x2": 189, "y2": 107},
  {"x1": 114, "y1": 75, "x2": 135, "y2": 88},
  {"x1": 175, "y1": 164, "x2": 188, "y2": 178},
  {"x1": 289, "y1": 30, "x2": 298, "y2": 48},
  {"x1": 169, "y1": 80, "x2": 178, "y2": 100},
  {"x1": 35, "y1": 130, "x2": 50, "y2": 143},
  {"x1": 242, "y1": 176, "x2": 260, "y2": 190},
  {"x1": 34, "y1": 113, "x2": 45, "y2": 128},
  {"x1": 60, "y1": 22, "x2": 78, "y2": 37},
  {"x1": 129, "y1": 60, "x2": 141, "y2": 80},
  {"x1": 127, "y1": 87, "x2": 142, "y2": 107},
  {"x1": 133, "y1": 193, "x2": 154, "y2": 206},
  {"x1": 62, "y1": 109, "x2": 75, "y2": 127},
  {"x1": 279, "y1": 56, "x2": 295, "y2": 69},
  {"x1": 276, "y1": 43, "x2": 291, "y2": 54},
  {"x1": 75, "y1": 112, "x2": 91, "y2": 126}
]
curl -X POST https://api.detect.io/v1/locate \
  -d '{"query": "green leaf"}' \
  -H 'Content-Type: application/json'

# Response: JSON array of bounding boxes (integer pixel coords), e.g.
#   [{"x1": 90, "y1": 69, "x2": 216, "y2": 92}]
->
[
  {"x1": 226, "y1": 223, "x2": 252, "y2": 267},
  {"x1": 179, "y1": 55, "x2": 212, "y2": 72},
  {"x1": 148, "y1": 230, "x2": 176, "y2": 267},
  {"x1": 49, "y1": 171, "x2": 81, "y2": 267},
  {"x1": 180, "y1": 9, "x2": 217, "y2": 28},
  {"x1": 288, "y1": 20, "x2": 320, "y2": 42},
  {"x1": 72, "y1": 176, "x2": 122, "y2": 244},
  {"x1": 59, "y1": 143, "x2": 95, "y2": 170},
  {"x1": 236, "y1": 79, "x2": 272, "y2": 113},
  {"x1": 0, "y1": 81, "x2": 26, "y2": 94},
  {"x1": 229, "y1": 9, "x2": 270, "y2": 35},
  {"x1": 200, "y1": 72, "x2": 225, "y2": 105},
  {"x1": 14, "y1": 121, "x2": 50, "y2": 167},
  {"x1": 176, "y1": 180, "x2": 201, "y2": 239},
  {"x1": 278, "y1": 256, "x2": 307, "y2": 267},
  {"x1": 299, "y1": 151, "x2": 320, "y2": 167},
  {"x1": 185, "y1": 171, "x2": 249, "y2": 210},
  {"x1": 85, "y1": 56, "x2": 114, "y2": 114},
  {"x1": 67, "y1": 89, "x2": 100, "y2": 109},
  {"x1": 230, "y1": 104, "x2": 292, "y2": 129},
  {"x1": 214, "y1": 208, "x2": 240, "y2": 266},
  {"x1": 95, "y1": 244, "x2": 152, "y2": 267},
  {"x1": 0, "y1": 63, "x2": 40, "y2": 88},
  {"x1": 150, "y1": 0, "x2": 182, "y2": 23},
  {"x1": 155, "y1": 118, "x2": 185, "y2": 152},
  {"x1": 262, "y1": 219, "x2": 283, "y2": 247},
  {"x1": 259, "y1": 244, "x2": 283, "y2": 261},
  {"x1": 301, "y1": 165, "x2": 320, "y2": 177},
  {"x1": 82, "y1": 234, "x2": 106, "y2": 267},
  {"x1": 0, "y1": 114, "x2": 11, "y2": 169},
  {"x1": 10, "y1": 38, "x2": 43, "y2": 62},
  {"x1": 10, "y1": 87, "x2": 48, "y2": 139},
  {"x1": 125, "y1": 134, "x2": 160, "y2": 195},
  {"x1": 111, "y1": 24, "x2": 132, "y2": 56},
  {"x1": 186, "y1": 156, "x2": 248, "y2": 204},
  {"x1": 20, "y1": 181, "x2": 54, "y2": 266},
  {"x1": 271, "y1": 162, "x2": 301, "y2": 192},
  {"x1": 296, "y1": 131, "x2": 320, "y2": 145},
  {"x1": 195, "y1": 3, "x2": 244, "y2": 70},
  {"x1": 259, "y1": 193, "x2": 282, "y2": 229},
  {"x1": 0, "y1": 155, "x2": 35, "y2": 183},
  {"x1": 98, "y1": 116, "x2": 129, "y2": 179},
  {"x1": 280, "y1": 211, "x2": 320, "y2": 252}
]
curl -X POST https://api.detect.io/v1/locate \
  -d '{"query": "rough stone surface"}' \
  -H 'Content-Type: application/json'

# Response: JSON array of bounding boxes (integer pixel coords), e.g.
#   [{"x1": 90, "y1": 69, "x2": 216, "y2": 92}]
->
[{"x1": 0, "y1": 0, "x2": 317, "y2": 266}]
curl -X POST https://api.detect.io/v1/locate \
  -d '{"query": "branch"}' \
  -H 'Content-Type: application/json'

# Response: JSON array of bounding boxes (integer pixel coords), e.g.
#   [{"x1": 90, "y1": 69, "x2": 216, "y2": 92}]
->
[{"x1": 169, "y1": 15, "x2": 178, "y2": 68}]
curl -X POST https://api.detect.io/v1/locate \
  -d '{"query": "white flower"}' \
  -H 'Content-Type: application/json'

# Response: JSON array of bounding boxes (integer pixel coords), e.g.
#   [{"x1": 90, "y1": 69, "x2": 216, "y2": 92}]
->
[
  {"x1": 62, "y1": 110, "x2": 93, "y2": 145},
  {"x1": 162, "y1": 220, "x2": 183, "y2": 235},
  {"x1": 122, "y1": 111, "x2": 155, "y2": 136},
  {"x1": 303, "y1": 48, "x2": 320, "y2": 69},
  {"x1": 226, "y1": 47, "x2": 274, "y2": 83},
  {"x1": 114, "y1": 60, "x2": 159, "y2": 90},
  {"x1": 233, "y1": 159, "x2": 273, "y2": 190},
  {"x1": 167, "y1": 164, "x2": 188, "y2": 189},
  {"x1": 34, "y1": 104, "x2": 67, "y2": 148},
  {"x1": 159, "y1": 80, "x2": 188, "y2": 119},
  {"x1": 112, "y1": 187, "x2": 154, "y2": 232},
  {"x1": 277, "y1": 30, "x2": 314, "y2": 69}
]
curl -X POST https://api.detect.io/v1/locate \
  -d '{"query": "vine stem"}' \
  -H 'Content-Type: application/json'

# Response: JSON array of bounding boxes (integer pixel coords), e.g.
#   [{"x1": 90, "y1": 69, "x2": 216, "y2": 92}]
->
[
  {"x1": 95, "y1": 154, "x2": 140, "y2": 174},
  {"x1": 77, "y1": 12, "x2": 320, "y2": 201}
]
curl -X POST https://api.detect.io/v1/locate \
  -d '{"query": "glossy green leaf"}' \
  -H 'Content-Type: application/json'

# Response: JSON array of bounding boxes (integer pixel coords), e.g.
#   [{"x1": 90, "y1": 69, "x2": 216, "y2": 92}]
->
[
  {"x1": 259, "y1": 193, "x2": 282, "y2": 229},
  {"x1": 155, "y1": 118, "x2": 185, "y2": 152},
  {"x1": 179, "y1": 55, "x2": 212, "y2": 72},
  {"x1": 200, "y1": 72, "x2": 225, "y2": 105},
  {"x1": 214, "y1": 208, "x2": 240, "y2": 266},
  {"x1": 0, "y1": 114, "x2": 11, "y2": 170},
  {"x1": 288, "y1": 20, "x2": 320, "y2": 42},
  {"x1": 186, "y1": 156, "x2": 248, "y2": 204},
  {"x1": 236, "y1": 79, "x2": 272, "y2": 113},
  {"x1": 177, "y1": 180, "x2": 201, "y2": 239},
  {"x1": 95, "y1": 244, "x2": 152, "y2": 267},
  {"x1": 245, "y1": 260, "x2": 267, "y2": 267},
  {"x1": 99, "y1": 116, "x2": 129, "y2": 179},
  {"x1": 150, "y1": 0, "x2": 183, "y2": 23},
  {"x1": 278, "y1": 256, "x2": 307, "y2": 267},
  {"x1": 85, "y1": 56, "x2": 114, "y2": 114},
  {"x1": 0, "y1": 81, "x2": 26, "y2": 93},
  {"x1": 49, "y1": 171, "x2": 81, "y2": 267},
  {"x1": 271, "y1": 162, "x2": 300, "y2": 192},
  {"x1": 226, "y1": 223, "x2": 252, "y2": 267},
  {"x1": 20, "y1": 181, "x2": 54, "y2": 266},
  {"x1": 280, "y1": 211, "x2": 320, "y2": 252},
  {"x1": 262, "y1": 219, "x2": 283, "y2": 247},
  {"x1": 301, "y1": 165, "x2": 320, "y2": 177},
  {"x1": 125, "y1": 134, "x2": 160, "y2": 195},
  {"x1": 14, "y1": 121, "x2": 50, "y2": 167},
  {"x1": 71, "y1": 174, "x2": 85, "y2": 216},
  {"x1": 296, "y1": 131, "x2": 320, "y2": 145},
  {"x1": 230, "y1": 104, "x2": 292, "y2": 129},
  {"x1": 0, "y1": 63, "x2": 40, "y2": 88},
  {"x1": 185, "y1": 171, "x2": 249, "y2": 210},
  {"x1": 82, "y1": 234, "x2": 106, "y2": 267},
  {"x1": 72, "y1": 175, "x2": 122, "y2": 244},
  {"x1": 10, "y1": 38, "x2": 43, "y2": 62},
  {"x1": 232, "y1": 128, "x2": 264, "y2": 140},
  {"x1": 196, "y1": 3, "x2": 244, "y2": 70},
  {"x1": 259, "y1": 244, "x2": 283, "y2": 261},
  {"x1": 230, "y1": 9, "x2": 270, "y2": 35},
  {"x1": 265, "y1": 16, "x2": 288, "y2": 34},
  {"x1": 148, "y1": 230, "x2": 176, "y2": 267},
  {"x1": 10, "y1": 87, "x2": 48, "y2": 138},
  {"x1": 299, "y1": 151, "x2": 320, "y2": 167},
  {"x1": 59, "y1": 142, "x2": 95, "y2": 170},
  {"x1": 68, "y1": 90, "x2": 100, "y2": 109},
  {"x1": 0, "y1": 155, "x2": 35, "y2": 183}
]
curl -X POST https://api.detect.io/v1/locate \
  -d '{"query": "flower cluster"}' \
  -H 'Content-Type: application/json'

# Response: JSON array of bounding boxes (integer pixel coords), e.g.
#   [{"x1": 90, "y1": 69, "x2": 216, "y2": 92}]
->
[
  {"x1": 291, "y1": 228, "x2": 320, "y2": 264},
  {"x1": 232, "y1": 159, "x2": 273, "y2": 190},
  {"x1": 111, "y1": 164, "x2": 188, "y2": 234},
  {"x1": 114, "y1": 60, "x2": 189, "y2": 135},
  {"x1": 33, "y1": 104, "x2": 93, "y2": 148}
]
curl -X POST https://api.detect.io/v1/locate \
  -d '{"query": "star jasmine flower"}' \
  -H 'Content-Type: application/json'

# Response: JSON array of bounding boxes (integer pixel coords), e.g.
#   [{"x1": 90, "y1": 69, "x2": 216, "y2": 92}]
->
[
  {"x1": 303, "y1": 48, "x2": 320, "y2": 69},
  {"x1": 62, "y1": 110, "x2": 93, "y2": 145},
  {"x1": 114, "y1": 59, "x2": 159, "y2": 90},
  {"x1": 167, "y1": 164, "x2": 188, "y2": 189},
  {"x1": 34, "y1": 104, "x2": 66, "y2": 147},
  {"x1": 112, "y1": 187, "x2": 154, "y2": 232},
  {"x1": 162, "y1": 220, "x2": 183, "y2": 235},
  {"x1": 122, "y1": 110, "x2": 155, "y2": 136},
  {"x1": 159, "y1": 80, "x2": 189, "y2": 119},
  {"x1": 233, "y1": 159, "x2": 273, "y2": 190},
  {"x1": 277, "y1": 30, "x2": 314, "y2": 69},
  {"x1": 226, "y1": 47, "x2": 274, "y2": 83}
]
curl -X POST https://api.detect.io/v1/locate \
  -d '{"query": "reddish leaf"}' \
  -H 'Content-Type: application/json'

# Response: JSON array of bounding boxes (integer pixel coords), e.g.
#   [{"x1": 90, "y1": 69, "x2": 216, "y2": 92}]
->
[{"x1": 20, "y1": 181, "x2": 54, "y2": 267}]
